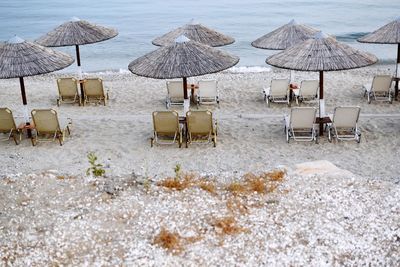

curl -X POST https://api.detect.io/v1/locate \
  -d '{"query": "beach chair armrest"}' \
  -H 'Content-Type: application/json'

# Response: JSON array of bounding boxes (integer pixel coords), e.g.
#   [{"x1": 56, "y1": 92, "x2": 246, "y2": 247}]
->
[{"x1": 263, "y1": 87, "x2": 270, "y2": 95}]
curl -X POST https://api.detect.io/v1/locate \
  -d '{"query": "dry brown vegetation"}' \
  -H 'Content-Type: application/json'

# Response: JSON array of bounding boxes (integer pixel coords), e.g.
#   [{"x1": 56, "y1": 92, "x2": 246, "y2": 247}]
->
[
  {"x1": 226, "y1": 197, "x2": 249, "y2": 215},
  {"x1": 153, "y1": 228, "x2": 183, "y2": 254},
  {"x1": 212, "y1": 216, "x2": 248, "y2": 235}
]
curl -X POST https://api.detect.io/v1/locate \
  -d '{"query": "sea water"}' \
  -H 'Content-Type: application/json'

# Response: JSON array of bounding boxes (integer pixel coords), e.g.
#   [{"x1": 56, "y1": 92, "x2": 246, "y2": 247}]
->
[{"x1": 0, "y1": 0, "x2": 399, "y2": 73}]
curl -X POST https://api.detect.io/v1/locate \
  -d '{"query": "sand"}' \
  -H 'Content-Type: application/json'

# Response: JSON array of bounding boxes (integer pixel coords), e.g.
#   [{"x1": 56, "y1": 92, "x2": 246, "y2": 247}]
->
[{"x1": 0, "y1": 65, "x2": 399, "y2": 265}]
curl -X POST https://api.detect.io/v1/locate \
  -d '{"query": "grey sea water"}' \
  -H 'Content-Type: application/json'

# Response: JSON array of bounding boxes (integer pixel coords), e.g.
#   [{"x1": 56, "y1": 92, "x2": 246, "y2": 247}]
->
[{"x1": 0, "y1": 0, "x2": 399, "y2": 73}]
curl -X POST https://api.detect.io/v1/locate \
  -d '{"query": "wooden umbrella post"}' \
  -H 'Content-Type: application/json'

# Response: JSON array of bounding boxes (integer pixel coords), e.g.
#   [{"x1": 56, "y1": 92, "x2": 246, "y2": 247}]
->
[
  {"x1": 395, "y1": 43, "x2": 400, "y2": 100},
  {"x1": 318, "y1": 71, "x2": 324, "y2": 136},
  {"x1": 183, "y1": 77, "x2": 188, "y2": 99},
  {"x1": 19, "y1": 77, "x2": 32, "y2": 137},
  {"x1": 75, "y1": 45, "x2": 85, "y2": 101}
]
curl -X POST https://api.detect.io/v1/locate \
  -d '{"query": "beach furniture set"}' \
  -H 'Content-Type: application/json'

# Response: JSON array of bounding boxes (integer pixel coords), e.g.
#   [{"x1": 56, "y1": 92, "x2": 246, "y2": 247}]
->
[
  {"x1": 284, "y1": 106, "x2": 361, "y2": 143},
  {"x1": 57, "y1": 77, "x2": 109, "y2": 106},
  {"x1": 0, "y1": 108, "x2": 71, "y2": 146},
  {"x1": 151, "y1": 110, "x2": 217, "y2": 148}
]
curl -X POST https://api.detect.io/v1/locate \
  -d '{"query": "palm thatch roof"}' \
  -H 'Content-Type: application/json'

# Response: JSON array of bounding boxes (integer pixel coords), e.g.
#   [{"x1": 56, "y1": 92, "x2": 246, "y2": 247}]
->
[
  {"x1": 0, "y1": 36, "x2": 74, "y2": 79},
  {"x1": 36, "y1": 18, "x2": 118, "y2": 47},
  {"x1": 358, "y1": 18, "x2": 400, "y2": 44},
  {"x1": 129, "y1": 35, "x2": 239, "y2": 79},
  {"x1": 152, "y1": 21, "x2": 234, "y2": 47},
  {"x1": 266, "y1": 32, "x2": 377, "y2": 72},
  {"x1": 252, "y1": 19, "x2": 319, "y2": 50}
]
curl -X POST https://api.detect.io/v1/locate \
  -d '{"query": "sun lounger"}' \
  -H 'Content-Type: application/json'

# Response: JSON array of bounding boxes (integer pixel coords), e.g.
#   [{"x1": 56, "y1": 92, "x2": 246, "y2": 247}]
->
[
  {"x1": 327, "y1": 106, "x2": 361, "y2": 143},
  {"x1": 151, "y1": 110, "x2": 183, "y2": 147},
  {"x1": 186, "y1": 110, "x2": 217, "y2": 147},
  {"x1": 197, "y1": 80, "x2": 219, "y2": 107},
  {"x1": 31, "y1": 109, "x2": 72, "y2": 146},
  {"x1": 263, "y1": 79, "x2": 290, "y2": 107},
  {"x1": 284, "y1": 107, "x2": 317, "y2": 143},
  {"x1": 362, "y1": 75, "x2": 393, "y2": 103},
  {"x1": 166, "y1": 80, "x2": 187, "y2": 108},
  {"x1": 56, "y1": 77, "x2": 81, "y2": 106},
  {"x1": 292, "y1": 80, "x2": 319, "y2": 106},
  {"x1": 83, "y1": 78, "x2": 108, "y2": 106},
  {"x1": 0, "y1": 108, "x2": 21, "y2": 145}
]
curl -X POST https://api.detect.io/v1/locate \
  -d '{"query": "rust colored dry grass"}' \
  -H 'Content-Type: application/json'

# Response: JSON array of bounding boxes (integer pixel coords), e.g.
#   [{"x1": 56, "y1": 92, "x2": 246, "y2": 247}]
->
[
  {"x1": 226, "y1": 197, "x2": 248, "y2": 215},
  {"x1": 153, "y1": 228, "x2": 183, "y2": 254},
  {"x1": 246, "y1": 177, "x2": 266, "y2": 194},
  {"x1": 266, "y1": 170, "x2": 285, "y2": 182},
  {"x1": 226, "y1": 181, "x2": 247, "y2": 195},
  {"x1": 198, "y1": 180, "x2": 216, "y2": 194},
  {"x1": 157, "y1": 172, "x2": 198, "y2": 191},
  {"x1": 212, "y1": 216, "x2": 247, "y2": 235}
]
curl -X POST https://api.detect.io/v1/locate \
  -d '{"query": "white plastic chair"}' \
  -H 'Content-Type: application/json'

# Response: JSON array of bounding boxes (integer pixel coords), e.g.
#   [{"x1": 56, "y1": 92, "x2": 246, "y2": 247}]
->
[
  {"x1": 166, "y1": 80, "x2": 190, "y2": 108},
  {"x1": 284, "y1": 107, "x2": 317, "y2": 143},
  {"x1": 197, "y1": 80, "x2": 219, "y2": 107},
  {"x1": 362, "y1": 75, "x2": 393, "y2": 104},
  {"x1": 292, "y1": 80, "x2": 319, "y2": 106},
  {"x1": 327, "y1": 106, "x2": 361, "y2": 143},
  {"x1": 263, "y1": 79, "x2": 290, "y2": 107}
]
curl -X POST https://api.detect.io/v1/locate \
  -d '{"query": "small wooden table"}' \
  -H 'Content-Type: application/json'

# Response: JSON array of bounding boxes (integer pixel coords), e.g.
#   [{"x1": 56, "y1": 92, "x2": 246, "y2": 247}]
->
[
  {"x1": 17, "y1": 122, "x2": 35, "y2": 138},
  {"x1": 315, "y1": 116, "x2": 332, "y2": 136},
  {"x1": 187, "y1": 84, "x2": 199, "y2": 104},
  {"x1": 393, "y1": 77, "x2": 399, "y2": 101}
]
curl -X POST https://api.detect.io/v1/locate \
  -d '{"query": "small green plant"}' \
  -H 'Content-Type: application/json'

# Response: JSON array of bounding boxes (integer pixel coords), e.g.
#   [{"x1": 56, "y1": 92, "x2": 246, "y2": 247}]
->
[
  {"x1": 86, "y1": 152, "x2": 106, "y2": 177},
  {"x1": 174, "y1": 164, "x2": 181, "y2": 180}
]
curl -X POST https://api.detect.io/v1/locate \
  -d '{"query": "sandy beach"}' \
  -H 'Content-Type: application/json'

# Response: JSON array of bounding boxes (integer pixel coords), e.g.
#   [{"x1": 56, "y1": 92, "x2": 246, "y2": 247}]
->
[{"x1": 1, "y1": 65, "x2": 400, "y2": 265}]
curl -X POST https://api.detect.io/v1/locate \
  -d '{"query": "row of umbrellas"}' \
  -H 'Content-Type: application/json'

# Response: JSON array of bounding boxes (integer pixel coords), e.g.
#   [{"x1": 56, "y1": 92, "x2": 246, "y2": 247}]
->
[{"x1": 1, "y1": 18, "x2": 399, "y2": 125}]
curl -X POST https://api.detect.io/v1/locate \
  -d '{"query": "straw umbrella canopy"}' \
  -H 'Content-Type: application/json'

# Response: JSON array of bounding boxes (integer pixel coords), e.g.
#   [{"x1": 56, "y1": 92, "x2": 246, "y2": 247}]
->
[
  {"x1": 251, "y1": 19, "x2": 318, "y2": 50},
  {"x1": 357, "y1": 18, "x2": 400, "y2": 98},
  {"x1": 152, "y1": 20, "x2": 235, "y2": 47},
  {"x1": 36, "y1": 17, "x2": 118, "y2": 79},
  {"x1": 266, "y1": 31, "x2": 377, "y2": 133},
  {"x1": 129, "y1": 35, "x2": 239, "y2": 103},
  {"x1": 0, "y1": 36, "x2": 74, "y2": 123}
]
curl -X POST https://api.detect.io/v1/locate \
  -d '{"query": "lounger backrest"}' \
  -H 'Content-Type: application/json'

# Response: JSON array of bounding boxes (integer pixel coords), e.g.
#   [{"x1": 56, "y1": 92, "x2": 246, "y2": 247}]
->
[
  {"x1": 300, "y1": 80, "x2": 319, "y2": 97},
  {"x1": 332, "y1": 106, "x2": 360, "y2": 128},
  {"x1": 290, "y1": 107, "x2": 316, "y2": 129},
  {"x1": 0, "y1": 108, "x2": 16, "y2": 132},
  {"x1": 372, "y1": 75, "x2": 392, "y2": 93},
  {"x1": 153, "y1": 111, "x2": 179, "y2": 134},
  {"x1": 167, "y1": 81, "x2": 184, "y2": 98},
  {"x1": 270, "y1": 79, "x2": 290, "y2": 96},
  {"x1": 84, "y1": 78, "x2": 104, "y2": 97},
  {"x1": 186, "y1": 110, "x2": 212, "y2": 134},
  {"x1": 57, "y1": 78, "x2": 78, "y2": 97},
  {"x1": 31, "y1": 109, "x2": 60, "y2": 133},
  {"x1": 198, "y1": 80, "x2": 217, "y2": 98}
]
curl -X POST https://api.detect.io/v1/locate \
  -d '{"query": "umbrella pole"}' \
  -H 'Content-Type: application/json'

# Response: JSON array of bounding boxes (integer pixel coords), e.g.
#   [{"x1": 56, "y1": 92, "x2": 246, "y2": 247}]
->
[
  {"x1": 395, "y1": 44, "x2": 400, "y2": 100},
  {"x1": 182, "y1": 77, "x2": 190, "y2": 115},
  {"x1": 75, "y1": 45, "x2": 85, "y2": 102},
  {"x1": 19, "y1": 77, "x2": 32, "y2": 137},
  {"x1": 318, "y1": 71, "x2": 325, "y2": 136}
]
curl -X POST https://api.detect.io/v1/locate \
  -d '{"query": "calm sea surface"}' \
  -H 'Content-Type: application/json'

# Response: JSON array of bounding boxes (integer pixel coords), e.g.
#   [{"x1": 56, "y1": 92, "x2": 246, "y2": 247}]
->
[{"x1": 0, "y1": 0, "x2": 399, "y2": 72}]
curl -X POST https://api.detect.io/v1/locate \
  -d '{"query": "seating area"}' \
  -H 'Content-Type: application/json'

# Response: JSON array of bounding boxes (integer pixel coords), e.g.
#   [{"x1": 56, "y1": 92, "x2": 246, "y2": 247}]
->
[{"x1": 362, "y1": 75, "x2": 394, "y2": 104}]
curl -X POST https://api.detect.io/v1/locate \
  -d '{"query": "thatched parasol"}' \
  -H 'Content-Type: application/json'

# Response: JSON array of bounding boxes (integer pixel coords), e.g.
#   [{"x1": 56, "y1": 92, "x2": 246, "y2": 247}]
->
[
  {"x1": 36, "y1": 17, "x2": 118, "y2": 99},
  {"x1": 357, "y1": 18, "x2": 400, "y2": 98},
  {"x1": 152, "y1": 20, "x2": 235, "y2": 47},
  {"x1": 0, "y1": 36, "x2": 74, "y2": 126},
  {"x1": 251, "y1": 19, "x2": 318, "y2": 50},
  {"x1": 266, "y1": 31, "x2": 377, "y2": 134},
  {"x1": 129, "y1": 35, "x2": 239, "y2": 112}
]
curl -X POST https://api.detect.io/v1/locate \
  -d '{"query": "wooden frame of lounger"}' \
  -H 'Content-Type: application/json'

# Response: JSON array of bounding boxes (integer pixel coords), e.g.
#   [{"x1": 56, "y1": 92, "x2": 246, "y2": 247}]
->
[
  {"x1": 362, "y1": 75, "x2": 393, "y2": 104},
  {"x1": 151, "y1": 110, "x2": 182, "y2": 147},
  {"x1": 263, "y1": 79, "x2": 290, "y2": 107},
  {"x1": 293, "y1": 80, "x2": 319, "y2": 106},
  {"x1": 83, "y1": 78, "x2": 108, "y2": 106},
  {"x1": 284, "y1": 107, "x2": 317, "y2": 143},
  {"x1": 56, "y1": 77, "x2": 81, "y2": 106},
  {"x1": 0, "y1": 108, "x2": 21, "y2": 145},
  {"x1": 31, "y1": 109, "x2": 72, "y2": 146},
  {"x1": 196, "y1": 80, "x2": 220, "y2": 108},
  {"x1": 327, "y1": 106, "x2": 361, "y2": 143},
  {"x1": 186, "y1": 110, "x2": 217, "y2": 147}
]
